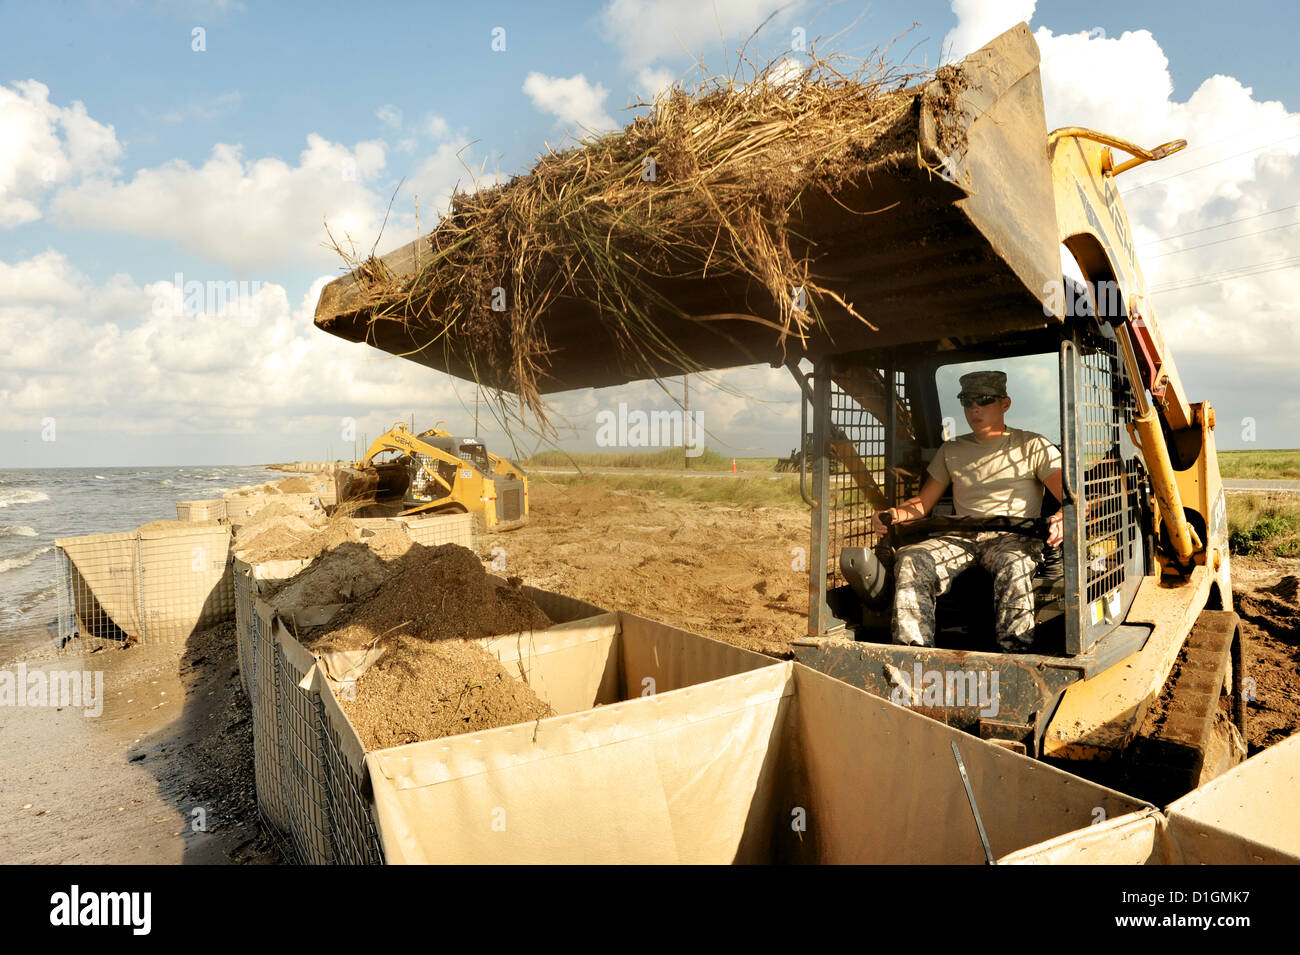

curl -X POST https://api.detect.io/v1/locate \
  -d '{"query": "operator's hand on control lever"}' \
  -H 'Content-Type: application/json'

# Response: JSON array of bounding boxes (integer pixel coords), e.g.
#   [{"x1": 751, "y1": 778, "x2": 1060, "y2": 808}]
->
[
  {"x1": 1048, "y1": 510, "x2": 1064, "y2": 548},
  {"x1": 871, "y1": 507, "x2": 895, "y2": 537}
]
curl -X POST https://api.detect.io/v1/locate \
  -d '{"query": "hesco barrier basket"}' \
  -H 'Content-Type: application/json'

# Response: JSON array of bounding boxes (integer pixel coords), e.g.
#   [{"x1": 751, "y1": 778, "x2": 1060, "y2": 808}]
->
[
  {"x1": 55, "y1": 524, "x2": 234, "y2": 650},
  {"x1": 1001, "y1": 732, "x2": 1300, "y2": 864},
  {"x1": 250, "y1": 599, "x2": 291, "y2": 840},
  {"x1": 233, "y1": 517, "x2": 482, "y2": 697},
  {"x1": 225, "y1": 491, "x2": 321, "y2": 526},
  {"x1": 249, "y1": 583, "x2": 615, "y2": 864},
  {"x1": 364, "y1": 658, "x2": 1148, "y2": 864},
  {"x1": 176, "y1": 499, "x2": 227, "y2": 521},
  {"x1": 400, "y1": 512, "x2": 476, "y2": 549},
  {"x1": 233, "y1": 556, "x2": 311, "y2": 696}
]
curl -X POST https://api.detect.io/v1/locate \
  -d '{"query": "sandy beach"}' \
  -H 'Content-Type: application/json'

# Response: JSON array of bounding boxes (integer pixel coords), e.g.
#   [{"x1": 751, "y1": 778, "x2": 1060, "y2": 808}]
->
[{"x1": 0, "y1": 622, "x2": 279, "y2": 864}]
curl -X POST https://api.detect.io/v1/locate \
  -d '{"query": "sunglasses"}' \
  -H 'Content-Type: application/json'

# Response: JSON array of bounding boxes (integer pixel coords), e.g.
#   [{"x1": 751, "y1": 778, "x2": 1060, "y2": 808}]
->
[{"x1": 958, "y1": 393, "x2": 1003, "y2": 408}]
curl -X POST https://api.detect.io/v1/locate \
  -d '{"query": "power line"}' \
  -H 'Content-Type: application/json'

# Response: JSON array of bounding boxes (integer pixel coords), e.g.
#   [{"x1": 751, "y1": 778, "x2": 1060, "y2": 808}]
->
[
  {"x1": 1139, "y1": 200, "x2": 1300, "y2": 246},
  {"x1": 1122, "y1": 132, "x2": 1300, "y2": 193},
  {"x1": 1146, "y1": 220, "x2": 1300, "y2": 259},
  {"x1": 1162, "y1": 252, "x2": 1300, "y2": 285},
  {"x1": 1149, "y1": 256, "x2": 1300, "y2": 294}
]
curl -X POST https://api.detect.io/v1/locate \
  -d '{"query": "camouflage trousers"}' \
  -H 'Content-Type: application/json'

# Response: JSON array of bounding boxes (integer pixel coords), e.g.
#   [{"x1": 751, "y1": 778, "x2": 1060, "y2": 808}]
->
[{"x1": 892, "y1": 531, "x2": 1044, "y2": 651}]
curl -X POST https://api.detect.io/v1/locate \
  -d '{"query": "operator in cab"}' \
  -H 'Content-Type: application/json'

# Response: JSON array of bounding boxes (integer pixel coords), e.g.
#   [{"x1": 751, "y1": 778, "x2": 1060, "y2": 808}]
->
[{"x1": 870, "y1": 371, "x2": 1065, "y2": 653}]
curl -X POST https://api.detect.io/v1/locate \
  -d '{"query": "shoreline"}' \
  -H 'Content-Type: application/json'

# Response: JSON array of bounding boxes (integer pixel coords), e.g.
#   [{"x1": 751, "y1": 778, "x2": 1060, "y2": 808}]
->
[{"x1": 0, "y1": 623, "x2": 280, "y2": 864}]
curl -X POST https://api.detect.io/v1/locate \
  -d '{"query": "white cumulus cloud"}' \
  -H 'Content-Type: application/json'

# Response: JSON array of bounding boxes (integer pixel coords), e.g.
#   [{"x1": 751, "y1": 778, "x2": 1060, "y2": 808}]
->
[
  {"x1": 942, "y1": 0, "x2": 1036, "y2": 62},
  {"x1": 0, "y1": 250, "x2": 464, "y2": 444},
  {"x1": 523, "y1": 72, "x2": 617, "y2": 137},
  {"x1": 0, "y1": 80, "x2": 122, "y2": 227},
  {"x1": 943, "y1": 0, "x2": 1300, "y2": 445},
  {"x1": 600, "y1": 0, "x2": 806, "y2": 69}
]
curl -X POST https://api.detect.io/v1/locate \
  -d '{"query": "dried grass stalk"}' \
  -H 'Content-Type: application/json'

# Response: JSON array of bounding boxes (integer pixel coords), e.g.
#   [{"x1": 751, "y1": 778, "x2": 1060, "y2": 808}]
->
[{"x1": 337, "y1": 51, "x2": 964, "y2": 430}]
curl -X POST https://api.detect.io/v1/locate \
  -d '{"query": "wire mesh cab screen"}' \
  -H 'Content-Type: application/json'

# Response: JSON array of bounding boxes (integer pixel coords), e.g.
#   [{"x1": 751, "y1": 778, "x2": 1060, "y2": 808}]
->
[
  {"x1": 822, "y1": 362, "x2": 923, "y2": 601},
  {"x1": 1063, "y1": 331, "x2": 1147, "y2": 654}
]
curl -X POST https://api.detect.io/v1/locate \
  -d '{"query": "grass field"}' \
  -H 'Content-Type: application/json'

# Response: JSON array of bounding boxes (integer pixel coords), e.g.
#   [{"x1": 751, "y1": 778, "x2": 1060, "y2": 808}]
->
[
  {"x1": 527, "y1": 448, "x2": 1300, "y2": 479},
  {"x1": 1218, "y1": 449, "x2": 1300, "y2": 480},
  {"x1": 524, "y1": 448, "x2": 779, "y2": 471},
  {"x1": 1228, "y1": 493, "x2": 1300, "y2": 557},
  {"x1": 533, "y1": 470, "x2": 805, "y2": 507}
]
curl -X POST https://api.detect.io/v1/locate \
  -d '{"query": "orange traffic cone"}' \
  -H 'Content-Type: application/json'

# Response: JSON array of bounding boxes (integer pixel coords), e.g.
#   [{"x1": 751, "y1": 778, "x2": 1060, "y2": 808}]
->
[{"x1": 732, "y1": 458, "x2": 737, "y2": 473}]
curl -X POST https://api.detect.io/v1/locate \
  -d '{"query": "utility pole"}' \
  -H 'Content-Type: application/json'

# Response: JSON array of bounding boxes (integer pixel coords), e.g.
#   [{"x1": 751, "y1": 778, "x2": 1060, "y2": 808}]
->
[
  {"x1": 683, "y1": 374, "x2": 690, "y2": 470},
  {"x1": 475, "y1": 388, "x2": 480, "y2": 439}
]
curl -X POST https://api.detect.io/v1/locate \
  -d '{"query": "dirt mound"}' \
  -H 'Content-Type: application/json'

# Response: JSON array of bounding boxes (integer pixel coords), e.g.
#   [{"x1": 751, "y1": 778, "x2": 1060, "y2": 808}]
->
[
  {"x1": 1235, "y1": 588, "x2": 1300, "y2": 645},
  {"x1": 1233, "y1": 568, "x2": 1300, "y2": 753},
  {"x1": 227, "y1": 485, "x2": 275, "y2": 498},
  {"x1": 139, "y1": 520, "x2": 220, "y2": 533},
  {"x1": 235, "y1": 516, "x2": 321, "y2": 563},
  {"x1": 1265, "y1": 574, "x2": 1299, "y2": 602},
  {"x1": 309, "y1": 544, "x2": 553, "y2": 653},
  {"x1": 274, "y1": 476, "x2": 318, "y2": 493},
  {"x1": 245, "y1": 500, "x2": 321, "y2": 525},
  {"x1": 361, "y1": 526, "x2": 412, "y2": 560},
  {"x1": 267, "y1": 542, "x2": 392, "y2": 611},
  {"x1": 333, "y1": 636, "x2": 553, "y2": 750},
  {"x1": 255, "y1": 518, "x2": 363, "y2": 562},
  {"x1": 305, "y1": 543, "x2": 556, "y2": 749}
]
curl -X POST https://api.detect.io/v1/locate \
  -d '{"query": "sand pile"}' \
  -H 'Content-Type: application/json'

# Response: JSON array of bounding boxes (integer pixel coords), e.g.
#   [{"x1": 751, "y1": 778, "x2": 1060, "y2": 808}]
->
[
  {"x1": 274, "y1": 476, "x2": 319, "y2": 493},
  {"x1": 1233, "y1": 571, "x2": 1300, "y2": 752},
  {"x1": 246, "y1": 500, "x2": 321, "y2": 524},
  {"x1": 360, "y1": 525, "x2": 412, "y2": 559},
  {"x1": 310, "y1": 544, "x2": 553, "y2": 652},
  {"x1": 306, "y1": 543, "x2": 556, "y2": 749},
  {"x1": 267, "y1": 542, "x2": 392, "y2": 611},
  {"x1": 329, "y1": 637, "x2": 554, "y2": 750},
  {"x1": 243, "y1": 518, "x2": 366, "y2": 563},
  {"x1": 139, "y1": 519, "x2": 222, "y2": 533},
  {"x1": 226, "y1": 485, "x2": 276, "y2": 498},
  {"x1": 1236, "y1": 576, "x2": 1300, "y2": 644},
  {"x1": 235, "y1": 514, "x2": 323, "y2": 563}
]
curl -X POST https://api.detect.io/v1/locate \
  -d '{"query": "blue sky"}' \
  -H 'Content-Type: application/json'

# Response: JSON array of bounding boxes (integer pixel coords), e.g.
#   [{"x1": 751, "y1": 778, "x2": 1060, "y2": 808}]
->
[{"x1": 2, "y1": 0, "x2": 1298, "y2": 465}]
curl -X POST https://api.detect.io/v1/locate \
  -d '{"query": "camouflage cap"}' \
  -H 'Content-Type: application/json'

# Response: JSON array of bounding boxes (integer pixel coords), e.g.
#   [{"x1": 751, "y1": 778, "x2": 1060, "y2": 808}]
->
[{"x1": 957, "y1": 370, "x2": 1007, "y2": 397}]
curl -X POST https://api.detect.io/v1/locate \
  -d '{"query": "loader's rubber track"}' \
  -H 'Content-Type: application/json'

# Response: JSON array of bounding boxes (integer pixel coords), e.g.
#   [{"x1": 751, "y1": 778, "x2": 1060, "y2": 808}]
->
[{"x1": 1126, "y1": 609, "x2": 1248, "y2": 806}]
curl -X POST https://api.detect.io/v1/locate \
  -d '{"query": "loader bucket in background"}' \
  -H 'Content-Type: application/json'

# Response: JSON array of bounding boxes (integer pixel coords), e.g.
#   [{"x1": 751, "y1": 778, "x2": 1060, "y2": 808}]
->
[
  {"x1": 313, "y1": 23, "x2": 1063, "y2": 393},
  {"x1": 334, "y1": 462, "x2": 407, "y2": 511}
]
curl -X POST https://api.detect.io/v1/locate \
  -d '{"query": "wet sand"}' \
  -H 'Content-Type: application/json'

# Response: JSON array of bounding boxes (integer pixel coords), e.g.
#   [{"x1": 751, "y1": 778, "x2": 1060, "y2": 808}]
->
[{"x1": 0, "y1": 624, "x2": 279, "y2": 864}]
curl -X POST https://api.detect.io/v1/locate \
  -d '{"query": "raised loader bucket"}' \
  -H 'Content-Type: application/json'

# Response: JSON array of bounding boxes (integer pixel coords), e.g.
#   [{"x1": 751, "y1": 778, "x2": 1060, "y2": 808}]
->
[{"x1": 313, "y1": 23, "x2": 1062, "y2": 393}]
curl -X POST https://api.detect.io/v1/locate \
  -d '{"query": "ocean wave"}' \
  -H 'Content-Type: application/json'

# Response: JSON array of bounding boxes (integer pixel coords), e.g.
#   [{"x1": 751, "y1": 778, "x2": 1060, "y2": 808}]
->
[
  {"x1": 0, "y1": 525, "x2": 37, "y2": 539},
  {"x1": 18, "y1": 586, "x2": 59, "y2": 611},
  {"x1": 0, "y1": 544, "x2": 54, "y2": 573},
  {"x1": 0, "y1": 490, "x2": 50, "y2": 509}
]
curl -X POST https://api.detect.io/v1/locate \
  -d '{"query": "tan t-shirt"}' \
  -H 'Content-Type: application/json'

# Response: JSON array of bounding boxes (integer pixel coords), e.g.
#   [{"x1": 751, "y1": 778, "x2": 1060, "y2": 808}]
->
[{"x1": 926, "y1": 428, "x2": 1062, "y2": 517}]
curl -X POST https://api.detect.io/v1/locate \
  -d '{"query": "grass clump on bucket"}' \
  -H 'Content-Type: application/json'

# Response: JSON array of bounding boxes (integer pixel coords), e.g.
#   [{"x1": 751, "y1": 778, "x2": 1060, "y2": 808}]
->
[{"x1": 332, "y1": 49, "x2": 959, "y2": 428}]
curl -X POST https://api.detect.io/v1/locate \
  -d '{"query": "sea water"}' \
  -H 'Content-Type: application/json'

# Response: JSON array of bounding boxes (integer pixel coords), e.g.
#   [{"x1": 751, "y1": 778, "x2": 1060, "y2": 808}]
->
[{"x1": 0, "y1": 465, "x2": 281, "y2": 656}]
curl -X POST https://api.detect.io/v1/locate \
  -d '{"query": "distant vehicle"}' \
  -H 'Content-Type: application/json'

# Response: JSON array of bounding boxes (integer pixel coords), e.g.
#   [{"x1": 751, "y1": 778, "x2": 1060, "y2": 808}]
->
[{"x1": 335, "y1": 422, "x2": 528, "y2": 531}]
